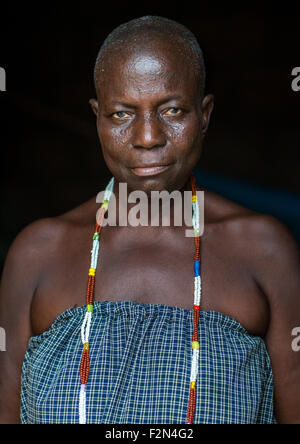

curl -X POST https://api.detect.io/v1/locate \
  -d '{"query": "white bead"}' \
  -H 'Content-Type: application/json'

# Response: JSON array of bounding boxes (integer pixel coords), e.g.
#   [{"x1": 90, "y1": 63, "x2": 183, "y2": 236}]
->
[
  {"x1": 194, "y1": 276, "x2": 201, "y2": 306},
  {"x1": 91, "y1": 239, "x2": 100, "y2": 269},
  {"x1": 190, "y1": 349, "x2": 199, "y2": 382},
  {"x1": 79, "y1": 385, "x2": 87, "y2": 424},
  {"x1": 79, "y1": 177, "x2": 114, "y2": 424}
]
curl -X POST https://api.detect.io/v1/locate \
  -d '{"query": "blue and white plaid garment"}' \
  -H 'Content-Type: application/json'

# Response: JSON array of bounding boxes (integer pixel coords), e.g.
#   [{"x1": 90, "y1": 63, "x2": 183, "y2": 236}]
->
[{"x1": 21, "y1": 301, "x2": 276, "y2": 424}]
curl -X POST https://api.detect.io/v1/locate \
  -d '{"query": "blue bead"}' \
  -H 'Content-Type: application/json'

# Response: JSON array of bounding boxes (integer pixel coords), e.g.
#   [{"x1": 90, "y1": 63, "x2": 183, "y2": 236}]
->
[{"x1": 194, "y1": 260, "x2": 201, "y2": 276}]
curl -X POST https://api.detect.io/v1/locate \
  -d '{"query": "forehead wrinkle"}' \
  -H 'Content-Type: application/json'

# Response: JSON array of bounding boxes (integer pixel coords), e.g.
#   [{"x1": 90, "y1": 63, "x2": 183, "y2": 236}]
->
[{"x1": 99, "y1": 70, "x2": 196, "y2": 107}]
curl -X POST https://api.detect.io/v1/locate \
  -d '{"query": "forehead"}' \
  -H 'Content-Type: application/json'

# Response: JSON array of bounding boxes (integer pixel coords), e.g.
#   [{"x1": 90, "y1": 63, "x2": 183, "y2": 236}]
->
[{"x1": 96, "y1": 40, "x2": 199, "y2": 103}]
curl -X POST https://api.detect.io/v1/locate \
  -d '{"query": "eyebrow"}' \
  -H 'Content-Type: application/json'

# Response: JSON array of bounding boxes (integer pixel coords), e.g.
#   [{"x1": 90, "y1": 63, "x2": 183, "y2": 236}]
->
[
  {"x1": 107, "y1": 101, "x2": 137, "y2": 109},
  {"x1": 107, "y1": 95, "x2": 187, "y2": 108}
]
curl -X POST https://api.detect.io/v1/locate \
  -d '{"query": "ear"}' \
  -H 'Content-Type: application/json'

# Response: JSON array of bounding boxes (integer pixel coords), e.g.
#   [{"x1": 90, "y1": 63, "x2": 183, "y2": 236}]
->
[
  {"x1": 89, "y1": 98, "x2": 99, "y2": 116},
  {"x1": 201, "y1": 94, "x2": 214, "y2": 138}
]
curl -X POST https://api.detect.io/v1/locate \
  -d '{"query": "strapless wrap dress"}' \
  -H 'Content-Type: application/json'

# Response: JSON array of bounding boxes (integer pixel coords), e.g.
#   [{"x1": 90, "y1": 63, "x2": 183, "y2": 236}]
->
[{"x1": 21, "y1": 301, "x2": 276, "y2": 424}]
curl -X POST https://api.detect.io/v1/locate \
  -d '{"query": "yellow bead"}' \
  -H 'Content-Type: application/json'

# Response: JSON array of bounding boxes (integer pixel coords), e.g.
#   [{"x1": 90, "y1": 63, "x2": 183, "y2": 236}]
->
[
  {"x1": 89, "y1": 268, "x2": 96, "y2": 276},
  {"x1": 192, "y1": 341, "x2": 200, "y2": 350},
  {"x1": 190, "y1": 381, "x2": 196, "y2": 389},
  {"x1": 101, "y1": 200, "x2": 109, "y2": 210},
  {"x1": 192, "y1": 195, "x2": 197, "y2": 203},
  {"x1": 83, "y1": 343, "x2": 89, "y2": 351}
]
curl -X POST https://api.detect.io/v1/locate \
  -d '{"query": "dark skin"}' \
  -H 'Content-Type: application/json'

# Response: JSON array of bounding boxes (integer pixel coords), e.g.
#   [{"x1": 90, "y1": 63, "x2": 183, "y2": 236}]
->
[{"x1": 1, "y1": 37, "x2": 300, "y2": 424}]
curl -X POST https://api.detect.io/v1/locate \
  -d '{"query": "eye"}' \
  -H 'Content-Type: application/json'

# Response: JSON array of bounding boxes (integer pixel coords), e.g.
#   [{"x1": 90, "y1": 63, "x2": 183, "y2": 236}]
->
[
  {"x1": 111, "y1": 111, "x2": 131, "y2": 120},
  {"x1": 164, "y1": 107, "x2": 183, "y2": 116}
]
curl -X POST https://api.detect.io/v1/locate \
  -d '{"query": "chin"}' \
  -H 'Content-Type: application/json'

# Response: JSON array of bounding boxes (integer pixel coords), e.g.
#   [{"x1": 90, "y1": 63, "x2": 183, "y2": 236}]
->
[{"x1": 128, "y1": 176, "x2": 170, "y2": 194}]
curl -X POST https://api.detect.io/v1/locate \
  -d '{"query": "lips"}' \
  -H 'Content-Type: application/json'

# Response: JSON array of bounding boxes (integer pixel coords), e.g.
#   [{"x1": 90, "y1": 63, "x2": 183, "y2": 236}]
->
[{"x1": 130, "y1": 164, "x2": 171, "y2": 177}]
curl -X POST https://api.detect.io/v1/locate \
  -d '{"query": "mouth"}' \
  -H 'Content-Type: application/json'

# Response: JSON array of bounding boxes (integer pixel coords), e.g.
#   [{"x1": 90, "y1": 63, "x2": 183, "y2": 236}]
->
[{"x1": 130, "y1": 164, "x2": 172, "y2": 177}]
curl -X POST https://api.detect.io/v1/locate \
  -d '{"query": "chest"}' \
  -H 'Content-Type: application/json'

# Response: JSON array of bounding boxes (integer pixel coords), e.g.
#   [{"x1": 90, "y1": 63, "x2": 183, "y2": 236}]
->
[{"x1": 32, "y1": 228, "x2": 269, "y2": 337}]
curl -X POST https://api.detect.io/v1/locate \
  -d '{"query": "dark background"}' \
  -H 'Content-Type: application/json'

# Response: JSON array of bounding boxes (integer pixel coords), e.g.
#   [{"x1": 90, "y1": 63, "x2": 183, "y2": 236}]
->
[{"x1": 1, "y1": 4, "x2": 300, "y2": 273}]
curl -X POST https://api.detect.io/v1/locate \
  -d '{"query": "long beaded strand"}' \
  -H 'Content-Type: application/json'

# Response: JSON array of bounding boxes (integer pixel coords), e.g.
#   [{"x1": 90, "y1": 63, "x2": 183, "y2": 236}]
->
[
  {"x1": 78, "y1": 175, "x2": 201, "y2": 424},
  {"x1": 79, "y1": 177, "x2": 114, "y2": 424},
  {"x1": 186, "y1": 174, "x2": 201, "y2": 424}
]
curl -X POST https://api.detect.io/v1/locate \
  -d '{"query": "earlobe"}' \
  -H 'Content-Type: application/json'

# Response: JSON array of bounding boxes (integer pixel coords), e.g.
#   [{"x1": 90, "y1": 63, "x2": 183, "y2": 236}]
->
[{"x1": 89, "y1": 98, "x2": 99, "y2": 116}]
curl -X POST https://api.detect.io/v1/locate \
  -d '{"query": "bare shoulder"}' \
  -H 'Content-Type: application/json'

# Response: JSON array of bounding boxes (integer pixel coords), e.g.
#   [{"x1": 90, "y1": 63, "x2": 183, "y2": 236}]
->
[
  {"x1": 243, "y1": 211, "x2": 300, "y2": 297},
  {"x1": 2, "y1": 217, "x2": 63, "y2": 284},
  {"x1": 5, "y1": 216, "x2": 69, "y2": 274},
  {"x1": 204, "y1": 189, "x2": 300, "y2": 288},
  {"x1": 204, "y1": 189, "x2": 297, "y2": 244},
  {"x1": 1, "y1": 195, "x2": 98, "y2": 289}
]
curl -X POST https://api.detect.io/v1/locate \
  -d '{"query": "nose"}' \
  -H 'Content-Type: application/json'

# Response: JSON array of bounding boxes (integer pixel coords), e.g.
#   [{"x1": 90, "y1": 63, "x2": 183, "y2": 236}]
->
[{"x1": 132, "y1": 114, "x2": 166, "y2": 149}]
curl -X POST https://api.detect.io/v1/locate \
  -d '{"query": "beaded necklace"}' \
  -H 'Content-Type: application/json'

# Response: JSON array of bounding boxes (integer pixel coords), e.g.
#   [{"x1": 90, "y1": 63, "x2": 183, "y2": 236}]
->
[{"x1": 79, "y1": 174, "x2": 201, "y2": 424}]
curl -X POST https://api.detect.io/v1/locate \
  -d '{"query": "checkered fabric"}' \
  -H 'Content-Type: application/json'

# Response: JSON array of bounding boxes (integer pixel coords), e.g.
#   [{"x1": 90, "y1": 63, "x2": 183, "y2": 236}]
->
[{"x1": 21, "y1": 301, "x2": 276, "y2": 424}]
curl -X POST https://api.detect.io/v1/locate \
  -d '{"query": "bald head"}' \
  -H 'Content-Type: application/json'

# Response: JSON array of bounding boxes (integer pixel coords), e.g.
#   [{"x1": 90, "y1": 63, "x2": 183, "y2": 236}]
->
[{"x1": 93, "y1": 16, "x2": 206, "y2": 100}]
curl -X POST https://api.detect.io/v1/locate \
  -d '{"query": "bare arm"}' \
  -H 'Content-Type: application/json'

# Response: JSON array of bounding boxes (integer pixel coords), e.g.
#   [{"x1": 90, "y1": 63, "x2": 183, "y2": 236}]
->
[
  {"x1": 254, "y1": 216, "x2": 300, "y2": 424},
  {"x1": 0, "y1": 220, "x2": 49, "y2": 423}
]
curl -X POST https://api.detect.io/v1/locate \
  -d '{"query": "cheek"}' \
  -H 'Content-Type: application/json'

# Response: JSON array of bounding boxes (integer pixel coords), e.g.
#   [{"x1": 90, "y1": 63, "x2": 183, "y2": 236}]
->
[
  {"x1": 96, "y1": 122, "x2": 136, "y2": 182},
  {"x1": 98, "y1": 120, "x2": 131, "y2": 158},
  {"x1": 167, "y1": 119, "x2": 201, "y2": 153}
]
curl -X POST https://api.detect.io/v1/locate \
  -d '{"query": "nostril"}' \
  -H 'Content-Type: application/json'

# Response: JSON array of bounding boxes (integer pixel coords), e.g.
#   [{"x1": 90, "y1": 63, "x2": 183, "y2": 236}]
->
[{"x1": 133, "y1": 120, "x2": 166, "y2": 149}]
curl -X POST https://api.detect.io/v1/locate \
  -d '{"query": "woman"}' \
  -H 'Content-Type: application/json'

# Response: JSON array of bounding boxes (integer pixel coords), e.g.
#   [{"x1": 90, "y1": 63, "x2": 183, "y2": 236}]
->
[{"x1": 1, "y1": 16, "x2": 299, "y2": 424}]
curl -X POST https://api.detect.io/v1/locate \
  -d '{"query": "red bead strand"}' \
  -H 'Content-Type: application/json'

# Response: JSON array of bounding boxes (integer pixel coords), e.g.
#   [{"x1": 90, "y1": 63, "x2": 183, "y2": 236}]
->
[{"x1": 186, "y1": 174, "x2": 201, "y2": 424}]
